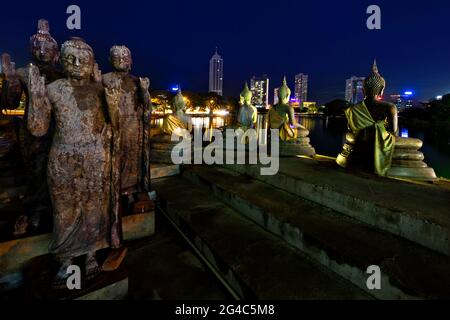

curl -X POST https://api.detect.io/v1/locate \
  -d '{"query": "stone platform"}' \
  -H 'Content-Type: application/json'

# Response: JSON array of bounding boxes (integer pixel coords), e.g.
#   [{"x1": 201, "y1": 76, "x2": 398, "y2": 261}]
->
[
  {"x1": 154, "y1": 176, "x2": 370, "y2": 300},
  {"x1": 151, "y1": 158, "x2": 450, "y2": 299},
  {"x1": 224, "y1": 157, "x2": 450, "y2": 256},
  {"x1": 23, "y1": 254, "x2": 128, "y2": 301},
  {"x1": 150, "y1": 164, "x2": 180, "y2": 180},
  {"x1": 0, "y1": 210, "x2": 155, "y2": 293}
]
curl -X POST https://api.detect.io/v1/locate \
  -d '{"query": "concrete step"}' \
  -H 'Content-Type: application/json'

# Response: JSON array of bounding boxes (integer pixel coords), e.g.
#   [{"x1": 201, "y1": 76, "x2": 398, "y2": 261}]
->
[
  {"x1": 153, "y1": 176, "x2": 371, "y2": 300},
  {"x1": 126, "y1": 216, "x2": 231, "y2": 300},
  {"x1": 150, "y1": 164, "x2": 180, "y2": 180},
  {"x1": 183, "y1": 165, "x2": 450, "y2": 299},
  {"x1": 223, "y1": 158, "x2": 450, "y2": 256}
]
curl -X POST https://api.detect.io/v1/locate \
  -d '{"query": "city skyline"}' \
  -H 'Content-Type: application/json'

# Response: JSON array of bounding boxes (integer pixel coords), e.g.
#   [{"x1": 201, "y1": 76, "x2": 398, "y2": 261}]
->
[
  {"x1": 345, "y1": 76, "x2": 365, "y2": 105},
  {"x1": 1, "y1": 1, "x2": 450, "y2": 103},
  {"x1": 250, "y1": 75, "x2": 270, "y2": 108}
]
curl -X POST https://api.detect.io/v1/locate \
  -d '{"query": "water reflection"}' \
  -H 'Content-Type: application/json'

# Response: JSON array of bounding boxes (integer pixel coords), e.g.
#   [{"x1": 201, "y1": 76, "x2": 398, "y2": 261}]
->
[{"x1": 150, "y1": 114, "x2": 450, "y2": 179}]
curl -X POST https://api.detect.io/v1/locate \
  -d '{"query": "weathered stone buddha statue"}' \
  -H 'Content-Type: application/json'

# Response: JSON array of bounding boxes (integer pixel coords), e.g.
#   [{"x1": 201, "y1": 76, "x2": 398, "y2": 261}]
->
[
  {"x1": 237, "y1": 83, "x2": 257, "y2": 130},
  {"x1": 1, "y1": 19, "x2": 64, "y2": 234},
  {"x1": 27, "y1": 37, "x2": 121, "y2": 287},
  {"x1": 2, "y1": 19, "x2": 63, "y2": 112},
  {"x1": 151, "y1": 90, "x2": 192, "y2": 163},
  {"x1": 102, "y1": 45, "x2": 152, "y2": 195},
  {"x1": 269, "y1": 77, "x2": 315, "y2": 157},
  {"x1": 336, "y1": 61, "x2": 437, "y2": 181}
]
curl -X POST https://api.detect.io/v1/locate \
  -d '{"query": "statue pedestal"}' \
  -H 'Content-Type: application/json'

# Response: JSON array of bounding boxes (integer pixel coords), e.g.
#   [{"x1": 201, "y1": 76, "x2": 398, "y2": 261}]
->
[
  {"x1": 23, "y1": 254, "x2": 128, "y2": 300},
  {"x1": 387, "y1": 137, "x2": 438, "y2": 182},
  {"x1": 279, "y1": 137, "x2": 316, "y2": 157}
]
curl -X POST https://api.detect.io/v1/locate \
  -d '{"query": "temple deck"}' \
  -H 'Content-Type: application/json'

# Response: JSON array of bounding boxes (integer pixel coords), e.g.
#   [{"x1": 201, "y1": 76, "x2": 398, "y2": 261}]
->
[{"x1": 152, "y1": 158, "x2": 450, "y2": 299}]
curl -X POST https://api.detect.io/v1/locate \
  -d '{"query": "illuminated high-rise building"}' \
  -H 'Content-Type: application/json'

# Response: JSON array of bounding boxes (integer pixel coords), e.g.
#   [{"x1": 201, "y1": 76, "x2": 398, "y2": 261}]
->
[
  {"x1": 274, "y1": 88, "x2": 280, "y2": 105},
  {"x1": 345, "y1": 76, "x2": 365, "y2": 104},
  {"x1": 250, "y1": 75, "x2": 270, "y2": 108},
  {"x1": 209, "y1": 48, "x2": 223, "y2": 96},
  {"x1": 295, "y1": 73, "x2": 308, "y2": 104}
]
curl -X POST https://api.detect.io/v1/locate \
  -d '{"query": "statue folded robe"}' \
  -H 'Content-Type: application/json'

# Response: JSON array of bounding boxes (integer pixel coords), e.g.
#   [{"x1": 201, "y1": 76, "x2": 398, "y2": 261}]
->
[
  {"x1": 269, "y1": 108, "x2": 298, "y2": 142},
  {"x1": 345, "y1": 102, "x2": 395, "y2": 176},
  {"x1": 162, "y1": 114, "x2": 189, "y2": 137}
]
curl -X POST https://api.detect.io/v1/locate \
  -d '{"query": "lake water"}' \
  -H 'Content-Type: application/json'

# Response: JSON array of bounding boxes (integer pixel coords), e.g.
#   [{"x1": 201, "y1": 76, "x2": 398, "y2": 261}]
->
[
  {"x1": 152, "y1": 114, "x2": 450, "y2": 179},
  {"x1": 300, "y1": 115, "x2": 450, "y2": 179}
]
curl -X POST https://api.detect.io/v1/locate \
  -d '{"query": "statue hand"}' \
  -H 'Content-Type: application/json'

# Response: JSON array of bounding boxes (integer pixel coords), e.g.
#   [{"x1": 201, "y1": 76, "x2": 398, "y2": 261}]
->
[
  {"x1": 139, "y1": 77, "x2": 150, "y2": 92},
  {"x1": 105, "y1": 77, "x2": 122, "y2": 105},
  {"x1": 93, "y1": 63, "x2": 102, "y2": 83},
  {"x1": 28, "y1": 64, "x2": 46, "y2": 97}
]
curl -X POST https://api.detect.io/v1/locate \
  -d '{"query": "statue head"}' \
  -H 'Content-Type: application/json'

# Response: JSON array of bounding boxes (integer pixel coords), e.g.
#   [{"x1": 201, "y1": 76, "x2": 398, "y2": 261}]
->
[
  {"x1": 278, "y1": 77, "x2": 291, "y2": 105},
  {"x1": 173, "y1": 90, "x2": 186, "y2": 112},
  {"x1": 60, "y1": 37, "x2": 95, "y2": 81},
  {"x1": 363, "y1": 60, "x2": 386, "y2": 99},
  {"x1": 29, "y1": 19, "x2": 59, "y2": 65},
  {"x1": 1, "y1": 53, "x2": 15, "y2": 76},
  {"x1": 110, "y1": 45, "x2": 132, "y2": 72},
  {"x1": 240, "y1": 82, "x2": 252, "y2": 105}
]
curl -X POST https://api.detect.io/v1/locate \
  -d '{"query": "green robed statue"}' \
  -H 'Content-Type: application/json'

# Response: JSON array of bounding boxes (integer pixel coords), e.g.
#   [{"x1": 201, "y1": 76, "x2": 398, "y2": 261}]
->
[{"x1": 337, "y1": 61, "x2": 397, "y2": 176}]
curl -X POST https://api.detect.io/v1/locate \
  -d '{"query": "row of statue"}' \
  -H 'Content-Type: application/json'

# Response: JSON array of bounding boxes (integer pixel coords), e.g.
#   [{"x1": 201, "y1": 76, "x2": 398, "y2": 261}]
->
[
  {"x1": 232, "y1": 63, "x2": 437, "y2": 181},
  {"x1": 1, "y1": 20, "x2": 152, "y2": 288},
  {"x1": 0, "y1": 17, "x2": 437, "y2": 290}
]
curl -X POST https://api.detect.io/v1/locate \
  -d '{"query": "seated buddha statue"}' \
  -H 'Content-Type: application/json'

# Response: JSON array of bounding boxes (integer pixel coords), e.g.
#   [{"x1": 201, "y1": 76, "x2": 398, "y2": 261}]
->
[
  {"x1": 162, "y1": 90, "x2": 192, "y2": 137},
  {"x1": 337, "y1": 61, "x2": 437, "y2": 181},
  {"x1": 237, "y1": 83, "x2": 257, "y2": 130},
  {"x1": 151, "y1": 90, "x2": 192, "y2": 163},
  {"x1": 269, "y1": 77, "x2": 315, "y2": 157}
]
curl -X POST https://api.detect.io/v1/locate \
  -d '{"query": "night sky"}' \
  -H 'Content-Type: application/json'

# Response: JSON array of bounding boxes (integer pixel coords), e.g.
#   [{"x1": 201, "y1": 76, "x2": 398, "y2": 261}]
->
[{"x1": 1, "y1": 0, "x2": 450, "y2": 103}]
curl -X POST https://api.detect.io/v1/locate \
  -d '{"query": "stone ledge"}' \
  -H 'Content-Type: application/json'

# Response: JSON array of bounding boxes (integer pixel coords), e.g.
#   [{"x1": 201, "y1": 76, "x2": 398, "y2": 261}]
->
[
  {"x1": 184, "y1": 166, "x2": 450, "y2": 299},
  {"x1": 154, "y1": 177, "x2": 370, "y2": 300},
  {"x1": 0, "y1": 211, "x2": 154, "y2": 291},
  {"x1": 223, "y1": 158, "x2": 450, "y2": 256}
]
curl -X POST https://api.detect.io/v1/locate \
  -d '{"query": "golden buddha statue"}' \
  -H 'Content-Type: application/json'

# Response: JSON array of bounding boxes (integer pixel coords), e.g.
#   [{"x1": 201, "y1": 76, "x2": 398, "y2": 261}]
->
[
  {"x1": 337, "y1": 61, "x2": 437, "y2": 181},
  {"x1": 151, "y1": 90, "x2": 192, "y2": 163},
  {"x1": 269, "y1": 77, "x2": 315, "y2": 157},
  {"x1": 162, "y1": 90, "x2": 192, "y2": 137},
  {"x1": 237, "y1": 83, "x2": 257, "y2": 130}
]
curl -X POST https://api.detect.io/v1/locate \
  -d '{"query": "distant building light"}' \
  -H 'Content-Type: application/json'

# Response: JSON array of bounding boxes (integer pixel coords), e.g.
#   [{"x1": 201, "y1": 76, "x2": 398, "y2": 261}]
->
[
  {"x1": 404, "y1": 91, "x2": 413, "y2": 96},
  {"x1": 437, "y1": 95, "x2": 443, "y2": 100},
  {"x1": 401, "y1": 128, "x2": 409, "y2": 138},
  {"x1": 171, "y1": 86, "x2": 179, "y2": 92}
]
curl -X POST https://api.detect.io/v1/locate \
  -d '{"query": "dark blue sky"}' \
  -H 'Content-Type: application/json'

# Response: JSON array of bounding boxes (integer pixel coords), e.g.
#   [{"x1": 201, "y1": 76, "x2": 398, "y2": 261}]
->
[{"x1": 1, "y1": 0, "x2": 450, "y2": 103}]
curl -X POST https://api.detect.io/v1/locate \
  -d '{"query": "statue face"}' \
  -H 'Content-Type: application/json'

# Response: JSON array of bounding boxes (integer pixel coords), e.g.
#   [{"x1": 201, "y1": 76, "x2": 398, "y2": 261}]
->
[
  {"x1": 61, "y1": 47, "x2": 94, "y2": 80},
  {"x1": 32, "y1": 40, "x2": 58, "y2": 64},
  {"x1": 110, "y1": 50, "x2": 132, "y2": 72}
]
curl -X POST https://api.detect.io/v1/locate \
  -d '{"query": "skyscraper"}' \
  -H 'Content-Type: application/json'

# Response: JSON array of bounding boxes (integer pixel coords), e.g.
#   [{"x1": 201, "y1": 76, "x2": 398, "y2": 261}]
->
[
  {"x1": 209, "y1": 48, "x2": 224, "y2": 96},
  {"x1": 250, "y1": 75, "x2": 270, "y2": 108},
  {"x1": 295, "y1": 73, "x2": 308, "y2": 105},
  {"x1": 274, "y1": 88, "x2": 280, "y2": 105},
  {"x1": 345, "y1": 76, "x2": 365, "y2": 104}
]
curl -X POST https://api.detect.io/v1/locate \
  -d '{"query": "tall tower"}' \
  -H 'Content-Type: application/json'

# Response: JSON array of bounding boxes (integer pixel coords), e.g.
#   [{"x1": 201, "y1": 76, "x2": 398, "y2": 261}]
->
[
  {"x1": 209, "y1": 47, "x2": 224, "y2": 96},
  {"x1": 295, "y1": 73, "x2": 308, "y2": 105},
  {"x1": 345, "y1": 76, "x2": 365, "y2": 104},
  {"x1": 274, "y1": 88, "x2": 280, "y2": 105},
  {"x1": 250, "y1": 75, "x2": 270, "y2": 108}
]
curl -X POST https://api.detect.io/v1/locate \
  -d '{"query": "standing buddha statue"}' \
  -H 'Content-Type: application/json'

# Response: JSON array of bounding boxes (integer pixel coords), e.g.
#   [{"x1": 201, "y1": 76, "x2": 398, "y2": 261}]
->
[
  {"x1": 103, "y1": 45, "x2": 152, "y2": 195},
  {"x1": 1, "y1": 19, "x2": 64, "y2": 234},
  {"x1": 27, "y1": 37, "x2": 121, "y2": 287}
]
